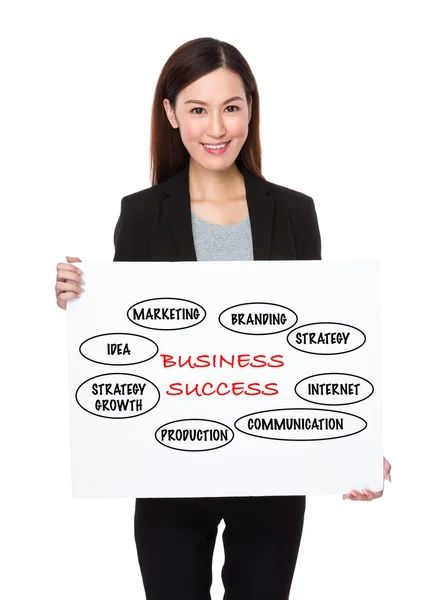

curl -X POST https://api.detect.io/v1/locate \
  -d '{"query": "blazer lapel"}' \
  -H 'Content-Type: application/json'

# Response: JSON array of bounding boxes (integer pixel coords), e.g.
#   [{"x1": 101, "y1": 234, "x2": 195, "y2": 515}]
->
[
  {"x1": 159, "y1": 166, "x2": 197, "y2": 261},
  {"x1": 159, "y1": 162, "x2": 275, "y2": 260},
  {"x1": 242, "y1": 165, "x2": 275, "y2": 260}
]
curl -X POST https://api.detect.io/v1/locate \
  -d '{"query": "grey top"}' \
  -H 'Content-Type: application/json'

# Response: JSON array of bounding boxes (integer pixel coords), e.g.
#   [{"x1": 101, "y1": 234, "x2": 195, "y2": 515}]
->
[{"x1": 191, "y1": 212, "x2": 254, "y2": 261}]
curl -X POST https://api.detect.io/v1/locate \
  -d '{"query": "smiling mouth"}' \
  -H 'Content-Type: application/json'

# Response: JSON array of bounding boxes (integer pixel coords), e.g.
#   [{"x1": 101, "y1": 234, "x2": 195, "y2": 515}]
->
[{"x1": 201, "y1": 141, "x2": 231, "y2": 149}]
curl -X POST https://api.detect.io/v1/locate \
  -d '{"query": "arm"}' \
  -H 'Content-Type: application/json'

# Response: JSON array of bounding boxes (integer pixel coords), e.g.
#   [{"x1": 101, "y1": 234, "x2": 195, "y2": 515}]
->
[
  {"x1": 113, "y1": 197, "x2": 141, "y2": 262},
  {"x1": 299, "y1": 196, "x2": 322, "y2": 260},
  {"x1": 113, "y1": 197, "x2": 126, "y2": 261}
]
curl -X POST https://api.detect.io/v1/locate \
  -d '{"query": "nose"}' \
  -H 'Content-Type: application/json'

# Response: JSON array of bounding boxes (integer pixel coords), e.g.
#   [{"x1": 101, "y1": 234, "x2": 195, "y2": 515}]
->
[{"x1": 206, "y1": 110, "x2": 227, "y2": 139}]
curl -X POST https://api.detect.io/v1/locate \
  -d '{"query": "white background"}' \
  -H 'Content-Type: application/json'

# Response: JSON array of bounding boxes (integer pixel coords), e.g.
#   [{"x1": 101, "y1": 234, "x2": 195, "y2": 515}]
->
[{"x1": 1, "y1": 1, "x2": 425, "y2": 598}]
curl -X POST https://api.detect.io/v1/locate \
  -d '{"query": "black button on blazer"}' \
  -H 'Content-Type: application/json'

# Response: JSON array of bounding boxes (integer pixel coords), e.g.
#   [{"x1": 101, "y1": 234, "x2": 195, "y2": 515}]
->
[{"x1": 113, "y1": 163, "x2": 321, "y2": 262}]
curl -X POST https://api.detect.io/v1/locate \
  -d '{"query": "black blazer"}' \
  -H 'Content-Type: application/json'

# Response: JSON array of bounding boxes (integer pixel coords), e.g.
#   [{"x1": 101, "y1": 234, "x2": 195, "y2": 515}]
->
[{"x1": 113, "y1": 163, "x2": 321, "y2": 262}]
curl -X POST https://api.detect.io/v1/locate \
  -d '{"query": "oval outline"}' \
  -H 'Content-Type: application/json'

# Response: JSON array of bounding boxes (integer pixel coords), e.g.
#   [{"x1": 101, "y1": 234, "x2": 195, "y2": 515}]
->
[
  {"x1": 79, "y1": 332, "x2": 159, "y2": 366},
  {"x1": 218, "y1": 301, "x2": 298, "y2": 336},
  {"x1": 286, "y1": 321, "x2": 367, "y2": 355},
  {"x1": 294, "y1": 372, "x2": 374, "y2": 406},
  {"x1": 127, "y1": 297, "x2": 207, "y2": 331},
  {"x1": 75, "y1": 372, "x2": 160, "y2": 419},
  {"x1": 234, "y1": 407, "x2": 367, "y2": 441},
  {"x1": 154, "y1": 418, "x2": 235, "y2": 452}
]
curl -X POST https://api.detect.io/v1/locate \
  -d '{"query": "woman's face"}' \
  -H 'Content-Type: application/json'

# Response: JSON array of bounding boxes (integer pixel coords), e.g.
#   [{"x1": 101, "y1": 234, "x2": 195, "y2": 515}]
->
[{"x1": 163, "y1": 68, "x2": 252, "y2": 171}]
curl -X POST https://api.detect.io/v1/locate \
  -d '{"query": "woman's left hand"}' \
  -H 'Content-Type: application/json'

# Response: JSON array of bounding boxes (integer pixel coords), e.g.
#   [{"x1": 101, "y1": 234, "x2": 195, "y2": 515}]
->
[{"x1": 342, "y1": 457, "x2": 392, "y2": 501}]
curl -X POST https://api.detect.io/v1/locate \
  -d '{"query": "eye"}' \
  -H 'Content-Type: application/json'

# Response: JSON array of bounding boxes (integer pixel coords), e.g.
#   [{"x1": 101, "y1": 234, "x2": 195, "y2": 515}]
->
[{"x1": 190, "y1": 105, "x2": 240, "y2": 115}]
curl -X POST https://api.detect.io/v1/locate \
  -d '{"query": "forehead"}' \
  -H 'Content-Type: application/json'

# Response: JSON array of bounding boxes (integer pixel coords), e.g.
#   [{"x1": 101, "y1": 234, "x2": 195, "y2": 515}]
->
[{"x1": 178, "y1": 68, "x2": 245, "y2": 103}]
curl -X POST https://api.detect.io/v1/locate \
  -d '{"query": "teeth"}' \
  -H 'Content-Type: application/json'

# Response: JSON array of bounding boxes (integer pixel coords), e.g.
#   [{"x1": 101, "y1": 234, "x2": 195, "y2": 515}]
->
[{"x1": 203, "y1": 142, "x2": 228, "y2": 149}]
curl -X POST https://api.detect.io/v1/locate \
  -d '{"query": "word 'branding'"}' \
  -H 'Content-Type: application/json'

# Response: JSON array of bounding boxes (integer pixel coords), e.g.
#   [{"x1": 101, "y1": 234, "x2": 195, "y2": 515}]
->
[
  {"x1": 219, "y1": 302, "x2": 298, "y2": 335},
  {"x1": 231, "y1": 312, "x2": 288, "y2": 325}
]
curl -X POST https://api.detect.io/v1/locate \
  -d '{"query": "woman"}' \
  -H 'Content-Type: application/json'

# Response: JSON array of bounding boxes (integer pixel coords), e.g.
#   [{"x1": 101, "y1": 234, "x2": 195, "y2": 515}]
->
[{"x1": 56, "y1": 37, "x2": 391, "y2": 600}]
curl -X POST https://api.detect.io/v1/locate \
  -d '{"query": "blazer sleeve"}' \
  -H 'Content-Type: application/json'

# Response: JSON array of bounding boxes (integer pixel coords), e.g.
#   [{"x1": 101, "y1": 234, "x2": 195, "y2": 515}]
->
[
  {"x1": 113, "y1": 197, "x2": 125, "y2": 261},
  {"x1": 299, "y1": 196, "x2": 322, "y2": 260}
]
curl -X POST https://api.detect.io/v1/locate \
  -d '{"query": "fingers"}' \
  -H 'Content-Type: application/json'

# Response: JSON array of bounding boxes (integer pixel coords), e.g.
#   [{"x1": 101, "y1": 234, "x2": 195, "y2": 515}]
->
[
  {"x1": 56, "y1": 257, "x2": 84, "y2": 285},
  {"x1": 342, "y1": 488, "x2": 384, "y2": 501},
  {"x1": 56, "y1": 279, "x2": 85, "y2": 295},
  {"x1": 56, "y1": 279, "x2": 85, "y2": 310},
  {"x1": 56, "y1": 272, "x2": 84, "y2": 294},
  {"x1": 56, "y1": 265, "x2": 83, "y2": 283},
  {"x1": 56, "y1": 270, "x2": 84, "y2": 288},
  {"x1": 342, "y1": 457, "x2": 393, "y2": 500},
  {"x1": 383, "y1": 456, "x2": 392, "y2": 482},
  {"x1": 56, "y1": 290, "x2": 82, "y2": 310},
  {"x1": 65, "y1": 256, "x2": 82, "y2": 263},
  {"x1": 56, "y1": 256, "x2": 85, "y2": 310}
]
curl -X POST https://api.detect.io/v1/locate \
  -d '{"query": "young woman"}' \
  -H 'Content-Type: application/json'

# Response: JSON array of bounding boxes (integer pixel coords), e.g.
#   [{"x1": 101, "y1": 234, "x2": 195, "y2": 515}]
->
[{"x1": 56, "y1": 37, "x2": 391, "y2": 600}]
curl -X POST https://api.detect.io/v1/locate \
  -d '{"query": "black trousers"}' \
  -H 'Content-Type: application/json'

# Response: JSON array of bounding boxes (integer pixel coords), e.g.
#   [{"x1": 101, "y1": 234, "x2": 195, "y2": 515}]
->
[{"x1": 134, "y1": 495, "x2": 306, "y2": 600}]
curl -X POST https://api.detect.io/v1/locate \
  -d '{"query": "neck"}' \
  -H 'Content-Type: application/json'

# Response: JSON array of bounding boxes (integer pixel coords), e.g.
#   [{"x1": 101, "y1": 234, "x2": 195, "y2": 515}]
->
[{"x1": 188, "y1": 159, "x2": 244, "y2": 202}]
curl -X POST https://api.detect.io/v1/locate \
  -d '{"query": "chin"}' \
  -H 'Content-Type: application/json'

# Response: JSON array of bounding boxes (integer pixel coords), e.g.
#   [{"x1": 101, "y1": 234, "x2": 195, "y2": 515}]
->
[
  {"x1": 199, "y1": 150, "x2": 240, "y2": 169},
  {"x1": 203, "y1": 161, "x2": 236, "y2": 172}
]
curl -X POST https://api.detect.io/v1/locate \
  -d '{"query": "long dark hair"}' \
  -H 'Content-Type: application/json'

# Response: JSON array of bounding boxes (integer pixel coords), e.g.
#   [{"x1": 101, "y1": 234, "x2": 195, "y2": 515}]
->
[{"x1": 150, "y1": 37, "x2": 263, "y2": 186}]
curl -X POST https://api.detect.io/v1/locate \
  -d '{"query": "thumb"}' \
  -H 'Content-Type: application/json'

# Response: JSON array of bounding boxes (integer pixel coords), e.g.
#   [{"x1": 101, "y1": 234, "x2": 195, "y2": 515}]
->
[{"x1": 65, "y1": 256, "x2": 82, "y2": 263}]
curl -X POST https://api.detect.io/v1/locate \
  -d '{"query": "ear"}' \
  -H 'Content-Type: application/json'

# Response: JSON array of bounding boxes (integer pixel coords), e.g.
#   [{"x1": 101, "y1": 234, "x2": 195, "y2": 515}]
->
[
  {"x1": 163, "y1": 98, "x2": 179, "y2": 129},
  {"x1": 248, "y1": 96, "x2": 252, "y2": 123}
]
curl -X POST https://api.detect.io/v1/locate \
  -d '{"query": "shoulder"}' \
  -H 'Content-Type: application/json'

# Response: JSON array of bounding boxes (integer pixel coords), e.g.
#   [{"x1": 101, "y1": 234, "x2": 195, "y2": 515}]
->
[
  {"x1": 263, "y1": 177, "x2": 321, "y2": 259},
  {"x1": 264, "y1": 176, "x2": 316, "y2": 218},
  {"x1": 241, "y1": 163, "x2": 316, "y2": 216},
  {"x1": 119, "y1": 181, "x2": 165, "y2": 216}
]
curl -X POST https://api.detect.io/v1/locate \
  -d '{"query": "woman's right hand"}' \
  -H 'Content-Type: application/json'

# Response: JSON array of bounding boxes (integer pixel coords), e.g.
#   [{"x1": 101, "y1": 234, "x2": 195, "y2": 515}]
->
[{"x1": 56, "y1": 256, "x2": 85, "y2": 310}]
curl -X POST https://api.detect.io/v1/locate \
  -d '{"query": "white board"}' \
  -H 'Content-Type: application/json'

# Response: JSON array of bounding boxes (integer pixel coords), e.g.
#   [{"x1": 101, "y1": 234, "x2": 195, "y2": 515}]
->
[{"x1": 67, "y1": 260, "x2": 383, "y2": 498}]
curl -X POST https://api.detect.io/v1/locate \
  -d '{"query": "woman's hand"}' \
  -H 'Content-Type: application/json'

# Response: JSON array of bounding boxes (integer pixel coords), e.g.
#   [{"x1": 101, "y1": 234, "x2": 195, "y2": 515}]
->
[
  {"x1": 342, "y1": 457, "x2": 392, "y2": 501},
  {"x1": 56, "y1": 256, "x2": 85, "y2": 310}
]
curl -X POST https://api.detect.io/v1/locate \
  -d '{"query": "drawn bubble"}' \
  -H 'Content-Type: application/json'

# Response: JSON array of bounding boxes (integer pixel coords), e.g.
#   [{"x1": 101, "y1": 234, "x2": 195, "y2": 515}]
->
[
  {"x1": 75, "y1": 373, "x2": 160, "y2": 419},
  {"x1": 295, "y1": 373, "x2": 374, "y2": 406},
  {"x1": 218, "y1": 302, "x2": 298, "y2": 335},
  {"x1": 154, "y1": 419, "x2": 234, "y2": 452},
  {"x1": 79, "y1": 333, "x2": 159, "y2": 366},
  {"x1": 234, "y1": 408, "x2": 367, "y2": 441},
  {"x1": 127, "y1": 297, "x2": 206, "y2": 331},
  {"x1": 286, "y1": 322, "x2": 366, "y2": 355}
]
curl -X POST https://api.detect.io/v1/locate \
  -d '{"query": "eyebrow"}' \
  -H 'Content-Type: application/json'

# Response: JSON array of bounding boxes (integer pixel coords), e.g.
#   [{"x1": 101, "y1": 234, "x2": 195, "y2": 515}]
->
[{"x1": 184, "y1": 96, "x2": 244, "y2": 106}]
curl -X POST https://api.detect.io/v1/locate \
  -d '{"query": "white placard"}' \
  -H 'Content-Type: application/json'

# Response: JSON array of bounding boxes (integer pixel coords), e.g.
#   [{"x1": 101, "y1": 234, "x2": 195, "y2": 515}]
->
[{"x1": 67, "y1": 260, "x2": 383, "y2": 498}]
